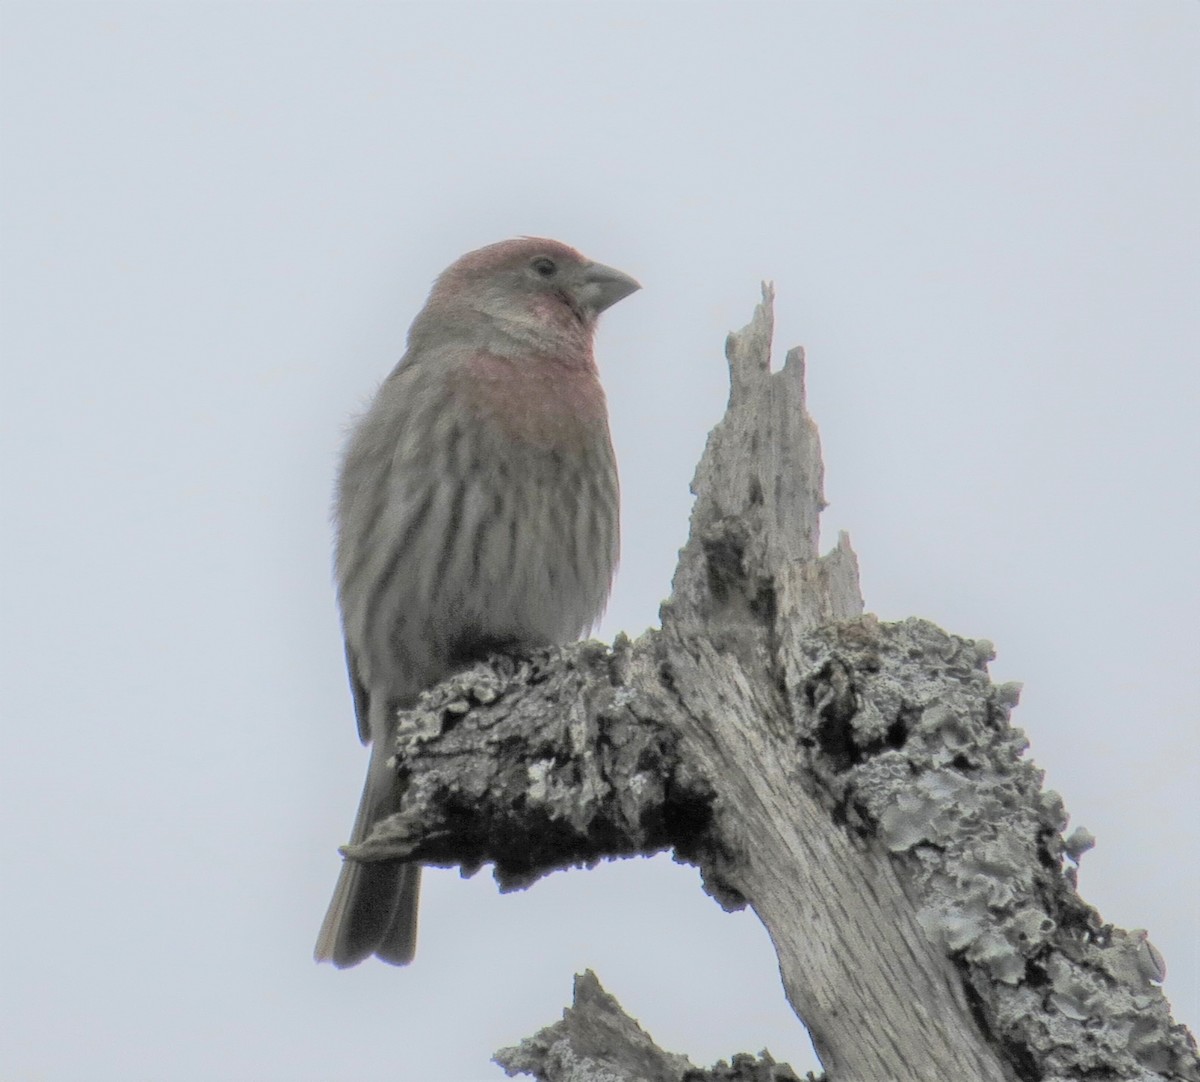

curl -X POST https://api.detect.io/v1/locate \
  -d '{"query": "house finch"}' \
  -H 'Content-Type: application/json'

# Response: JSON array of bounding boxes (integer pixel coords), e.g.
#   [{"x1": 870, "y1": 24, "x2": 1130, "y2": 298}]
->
[{"x1": 315, "y1": 238, "x2": 639, "y2": 968}]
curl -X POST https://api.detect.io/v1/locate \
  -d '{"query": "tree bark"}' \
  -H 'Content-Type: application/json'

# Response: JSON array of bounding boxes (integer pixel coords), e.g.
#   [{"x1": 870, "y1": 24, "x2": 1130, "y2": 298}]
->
[
  {"x1": 348, "y1": 288, "x2": 1199, "y2": 1082},
  {"x1": 493, "y1": 970, "x2": 808, "y2": 1082}
]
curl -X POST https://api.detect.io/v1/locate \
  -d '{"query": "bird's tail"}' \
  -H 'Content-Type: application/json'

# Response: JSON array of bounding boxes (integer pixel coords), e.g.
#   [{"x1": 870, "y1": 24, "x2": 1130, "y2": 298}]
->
[{"x1": 314, "y1": 740, "x2": 421, "y2": 967}]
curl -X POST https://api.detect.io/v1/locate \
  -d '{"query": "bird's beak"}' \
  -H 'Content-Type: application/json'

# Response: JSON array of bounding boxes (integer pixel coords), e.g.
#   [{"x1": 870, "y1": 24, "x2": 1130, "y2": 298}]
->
[{"x1": 578, "y1": 261, "x2": 641, "y2": 315}]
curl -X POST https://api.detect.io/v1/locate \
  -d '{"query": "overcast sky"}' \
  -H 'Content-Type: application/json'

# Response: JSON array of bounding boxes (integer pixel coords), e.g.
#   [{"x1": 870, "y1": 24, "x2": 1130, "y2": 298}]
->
[{"x1": 2, "y1": 3, "x2": 1197, "y2": 1080}]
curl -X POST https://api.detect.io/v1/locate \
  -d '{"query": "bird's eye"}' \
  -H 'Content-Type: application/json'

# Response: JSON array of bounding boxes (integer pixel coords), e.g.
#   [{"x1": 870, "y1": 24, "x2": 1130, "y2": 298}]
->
[{"x1": 531, "y1": 256, "x2": 557, "y2": 277}]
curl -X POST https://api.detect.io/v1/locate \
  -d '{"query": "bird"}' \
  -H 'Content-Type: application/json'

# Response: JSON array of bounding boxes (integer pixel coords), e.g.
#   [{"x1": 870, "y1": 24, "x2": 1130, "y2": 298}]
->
[{"x1": 314, "y1": 237, "x2": 640, "y2": 967}]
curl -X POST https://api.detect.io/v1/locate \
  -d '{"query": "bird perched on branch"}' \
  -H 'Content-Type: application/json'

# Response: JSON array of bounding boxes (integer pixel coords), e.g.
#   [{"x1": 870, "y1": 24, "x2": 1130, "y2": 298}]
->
[{"x1": 315, "y1": 238, "x2": 640, "y2": 967}]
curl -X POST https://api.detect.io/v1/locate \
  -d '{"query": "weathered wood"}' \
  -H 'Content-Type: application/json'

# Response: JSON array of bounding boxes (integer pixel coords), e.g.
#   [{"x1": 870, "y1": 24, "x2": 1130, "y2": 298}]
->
[
  {"x1": 653, "y1": 290, "x2": 1006, "y2": 1080},
  {"x1": 493, "y1": 970, "x2": 809, "y2": 1082},
  {"x1": 345, "y1": 288, "x2": 1199, "y2": 1081}
]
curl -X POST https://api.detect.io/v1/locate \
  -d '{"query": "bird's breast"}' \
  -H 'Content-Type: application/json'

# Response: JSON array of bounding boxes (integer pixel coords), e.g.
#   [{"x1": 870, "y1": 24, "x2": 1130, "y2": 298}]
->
[{"x1": 454, "y1": 351, "x2": 609, "y2": 454}]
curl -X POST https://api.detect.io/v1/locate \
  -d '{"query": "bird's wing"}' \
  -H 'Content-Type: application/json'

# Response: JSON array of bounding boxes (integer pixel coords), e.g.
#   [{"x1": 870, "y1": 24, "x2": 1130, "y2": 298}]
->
[{"x1": 344, "y1": 642, "x2": 371, "y2": 744}]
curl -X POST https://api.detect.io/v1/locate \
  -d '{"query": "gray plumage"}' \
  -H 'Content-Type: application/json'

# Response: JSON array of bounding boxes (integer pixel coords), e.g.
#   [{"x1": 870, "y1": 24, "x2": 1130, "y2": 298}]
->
[{"x1": 315, "y1": 238, "x2": 638, "y2": 967}]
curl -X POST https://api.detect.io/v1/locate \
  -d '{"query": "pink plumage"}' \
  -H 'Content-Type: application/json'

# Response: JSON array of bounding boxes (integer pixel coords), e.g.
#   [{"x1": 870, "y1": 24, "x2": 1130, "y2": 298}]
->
[{"x1": 315, "y1": 238, "x2": 639, "y2": 967}]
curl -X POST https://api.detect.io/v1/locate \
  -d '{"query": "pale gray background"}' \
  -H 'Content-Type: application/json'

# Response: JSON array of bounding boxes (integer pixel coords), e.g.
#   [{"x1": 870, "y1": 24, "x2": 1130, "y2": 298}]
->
[{"x1": 2, "y1": 3, "x2": 1196, "y2": 1080}]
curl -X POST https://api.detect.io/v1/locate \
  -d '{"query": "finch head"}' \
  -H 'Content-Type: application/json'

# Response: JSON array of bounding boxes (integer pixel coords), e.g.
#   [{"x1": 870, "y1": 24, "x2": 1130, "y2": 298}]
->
[{"x1": 410, "y1": 238, "x2": 640, "y2": 355}]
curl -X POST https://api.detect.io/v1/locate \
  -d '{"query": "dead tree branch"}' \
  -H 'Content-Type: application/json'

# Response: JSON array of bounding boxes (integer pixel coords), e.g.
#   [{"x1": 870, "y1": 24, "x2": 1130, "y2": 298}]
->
[
  {"x1": 347, "y1": 288, "x2": 1199, "y2": 1082},
  {"x1": 494, "y1": 971, "x2": 808, "y2": 1082}
]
